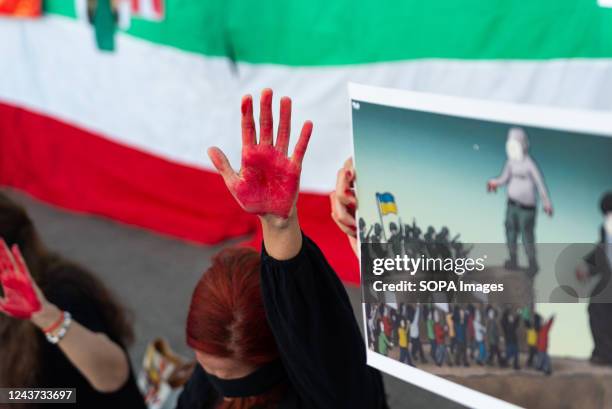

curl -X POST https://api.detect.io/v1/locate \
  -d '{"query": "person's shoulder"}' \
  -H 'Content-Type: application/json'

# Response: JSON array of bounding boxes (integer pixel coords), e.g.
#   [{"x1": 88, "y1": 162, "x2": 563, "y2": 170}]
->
[
  {"x1": 41, "y1": 257, "x2": 108, "y2": 322},
  {"x1": 43, "y1": 258, "x2": 93, "y2": 300}
]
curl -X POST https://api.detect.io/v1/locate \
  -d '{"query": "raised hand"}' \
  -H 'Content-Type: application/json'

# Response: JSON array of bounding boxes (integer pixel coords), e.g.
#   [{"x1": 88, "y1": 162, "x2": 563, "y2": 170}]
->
[
  {"x1": 0, "y1": 239, "x2": 42, "y2": 319},
  {"x1": 208, "y1": 89, "x2": 312, "y2": 219}
]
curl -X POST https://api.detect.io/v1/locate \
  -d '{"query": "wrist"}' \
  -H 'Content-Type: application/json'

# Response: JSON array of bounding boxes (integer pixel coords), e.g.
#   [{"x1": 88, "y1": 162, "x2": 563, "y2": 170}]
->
[
  {"x1": 259, "y1": 207, "x2": 298, "y2": 231},
  {"x1": 259, "y1": 208, "x2": 302, "y2": 261},
  {"x1": 31, "y1": 302, "x2": 62, "y2": 331}
]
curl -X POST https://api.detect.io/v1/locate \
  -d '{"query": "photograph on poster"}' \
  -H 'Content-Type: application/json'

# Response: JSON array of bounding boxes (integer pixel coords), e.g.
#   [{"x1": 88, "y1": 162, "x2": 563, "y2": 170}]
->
[{"x1": 350, "y1": 84, "x2": 612, "y2": 409}]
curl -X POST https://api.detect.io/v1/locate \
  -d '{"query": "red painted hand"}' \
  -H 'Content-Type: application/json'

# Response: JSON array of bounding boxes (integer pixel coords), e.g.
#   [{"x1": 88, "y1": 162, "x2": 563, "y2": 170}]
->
[
  {"x1": 0, "y1": 239, "x2": 42, "y2": 319},
  {"x1": 208, "y1": 89, "x2": 313, "y2": 219}
]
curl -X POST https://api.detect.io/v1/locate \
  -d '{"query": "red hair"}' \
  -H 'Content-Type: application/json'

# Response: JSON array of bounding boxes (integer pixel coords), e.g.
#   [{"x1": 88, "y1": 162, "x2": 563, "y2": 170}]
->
[{"x1": 187, "y1": 246, "x2": 279, "y2": 367}]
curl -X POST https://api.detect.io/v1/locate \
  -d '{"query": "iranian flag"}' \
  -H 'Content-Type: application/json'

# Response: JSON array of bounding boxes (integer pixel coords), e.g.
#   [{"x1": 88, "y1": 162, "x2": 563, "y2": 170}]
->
[{"x1": 1, "y1": 0, "x2": 612, "y2": 283}]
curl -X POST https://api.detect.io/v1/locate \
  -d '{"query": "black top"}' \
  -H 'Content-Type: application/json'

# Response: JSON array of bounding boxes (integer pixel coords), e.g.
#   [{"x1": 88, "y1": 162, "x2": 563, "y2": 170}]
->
[
  {"x1": 585, "y1": 226, "x2": 612, "y2": 302},
  {"x1": 177, "y1": 234, "x2": 387, "y2": 409},
  {"x1": 35, "y1": 266, "x2": 146, "y2": 409}
]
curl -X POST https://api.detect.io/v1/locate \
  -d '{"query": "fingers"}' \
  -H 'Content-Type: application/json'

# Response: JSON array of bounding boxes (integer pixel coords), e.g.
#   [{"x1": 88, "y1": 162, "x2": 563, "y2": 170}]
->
[
  {"x1": 259, "y1": 88, "x2": 274, "y2": 145},
  {"x1": 207, "y1": 147, "x2": 238, "y2": 186},
  {"x1": 241, "y1": 95, "x2": 256, "y2": 147},
  {"x1": 291, "y1": 120, "x2": 313, "y2": 166},
  {"x1": 335, "y1": 168, "x2": 356, "y2": 207},
  {"x1": 330, "y1": 192, "x2": 357, "y2": 238},
  {"x1": 332, "y1": 211, "x2": 357, "y2": 238},
  {"x1": 343, "y1": 157, "x2": 354, "y2": 174},
  {"x1": 276, "y1": 96, "x2": 291, "y2": 155},
  {"x1": 0, "y1": 239, "x2": 15, "y2": 278},
  {"x1": 348, "y1": 236, "x2": 359, "y2": 256},
  {"x1": 11, "y1": 245, "x2": 32, "y2": 281}
]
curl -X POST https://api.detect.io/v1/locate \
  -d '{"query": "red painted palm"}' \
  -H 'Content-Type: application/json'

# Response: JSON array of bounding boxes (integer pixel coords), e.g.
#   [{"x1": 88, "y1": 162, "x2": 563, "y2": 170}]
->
[
  {"x1": 0, "y1": 240, "x2": 42, "y2": 319},
  {"x1": 208, "y1": 89, "x2": 312, "y2": 218}
]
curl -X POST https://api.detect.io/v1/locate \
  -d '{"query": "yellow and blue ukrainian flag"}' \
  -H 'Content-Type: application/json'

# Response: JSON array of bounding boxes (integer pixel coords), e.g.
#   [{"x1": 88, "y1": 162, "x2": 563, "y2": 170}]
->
[{"x1": 376, "y1": 192, "x2": 397, "y2": 215}]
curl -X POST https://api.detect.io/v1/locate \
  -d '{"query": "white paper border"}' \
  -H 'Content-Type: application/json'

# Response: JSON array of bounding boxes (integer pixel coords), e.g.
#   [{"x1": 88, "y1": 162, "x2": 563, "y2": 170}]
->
[
  {"x1": 367, "y1": 350, "x2": 521, "y2": 409},
  {"x1": 348, "y1": 83, "x2": 612, "y2": 138}
]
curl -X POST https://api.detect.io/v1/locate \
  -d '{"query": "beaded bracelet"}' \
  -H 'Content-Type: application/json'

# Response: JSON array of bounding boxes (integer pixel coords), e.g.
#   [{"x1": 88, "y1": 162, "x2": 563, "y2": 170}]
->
[{"x1": 45, "y1": 311, "x2": 72, "y2": 345}]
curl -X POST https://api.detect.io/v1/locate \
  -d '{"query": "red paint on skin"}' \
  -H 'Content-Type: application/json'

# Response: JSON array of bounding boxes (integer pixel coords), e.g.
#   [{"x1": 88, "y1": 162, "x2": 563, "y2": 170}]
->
[
  {"x1": 210, "y1": 90, "x2": 312, "y2": 219},
  {"x1": 241, "y1": 96, "x2": 251, "y2": 116},
  {"x1": 231, "y1": 145, "x2": 300, "y2": 218},
  {"x1": 258, "y1": 89, "x2": 274, "y2": 145},
  {"x1": 0, "y1": 275, "x2": 41, "y2": 319},
  {"x1": 0, "y1": 244, "x2": 41, "y2": 319},
  {"x1": 346, "y1": 202, "x2": 356, "y2": 217},
  {"x1": 344, "y1": 189, "x2": 356, "y2": 201}
]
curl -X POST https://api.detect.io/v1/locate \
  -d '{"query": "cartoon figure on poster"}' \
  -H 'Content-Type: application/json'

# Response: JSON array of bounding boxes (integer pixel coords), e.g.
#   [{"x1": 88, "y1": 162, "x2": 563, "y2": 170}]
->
[{"x1": 486, "y1": 127, "x2": 553, "y2": 276}]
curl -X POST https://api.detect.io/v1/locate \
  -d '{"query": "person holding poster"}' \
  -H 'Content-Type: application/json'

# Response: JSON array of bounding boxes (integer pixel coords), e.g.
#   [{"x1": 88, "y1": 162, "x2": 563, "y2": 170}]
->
[{"x1": 177, "y1": 90, "x2": 388, "y2": 409}]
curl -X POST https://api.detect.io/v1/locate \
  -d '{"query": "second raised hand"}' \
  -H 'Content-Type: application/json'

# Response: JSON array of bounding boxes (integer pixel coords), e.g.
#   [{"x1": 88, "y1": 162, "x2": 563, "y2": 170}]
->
[
  {"x1": 0, "y1": 239, "x2": 43, "y2": 319},
  {"x1": 208, "y1": 89, "x2": 313, "y2": 219}
]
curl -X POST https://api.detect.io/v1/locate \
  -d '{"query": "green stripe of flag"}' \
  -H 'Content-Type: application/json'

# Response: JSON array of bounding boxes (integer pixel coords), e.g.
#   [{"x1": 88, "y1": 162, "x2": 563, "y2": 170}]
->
[{"x1": 44, "y1": 0, "x2": 612, "y2": 64}]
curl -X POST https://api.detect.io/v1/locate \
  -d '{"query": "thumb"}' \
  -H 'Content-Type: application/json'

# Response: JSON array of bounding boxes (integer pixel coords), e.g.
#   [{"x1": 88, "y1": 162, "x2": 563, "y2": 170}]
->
[{"x1": 207, "y1": 147, "x2": 237, "y2": 185}]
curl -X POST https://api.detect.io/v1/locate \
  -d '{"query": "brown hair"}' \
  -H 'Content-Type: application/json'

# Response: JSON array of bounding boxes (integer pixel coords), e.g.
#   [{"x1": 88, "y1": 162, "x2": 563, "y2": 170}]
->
[{"x1": 0, "y1": 191, "x2": 134, "y2": 387}]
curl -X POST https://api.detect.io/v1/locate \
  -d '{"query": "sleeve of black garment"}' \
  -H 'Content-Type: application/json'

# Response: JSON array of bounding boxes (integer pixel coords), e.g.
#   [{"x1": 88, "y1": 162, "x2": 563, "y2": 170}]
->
[
  {"x1": 175, "y1": 365, "x2": 217, "y2": 409},
  {"x1": 44, "y1": 280, "x2": 108, "y2": 337},
  {"x1": 43, "y1": 271, "x2": 148, "y2": 408},
  {"x1": 260, "y1": 234, "x2": 386, "y2": 409}
]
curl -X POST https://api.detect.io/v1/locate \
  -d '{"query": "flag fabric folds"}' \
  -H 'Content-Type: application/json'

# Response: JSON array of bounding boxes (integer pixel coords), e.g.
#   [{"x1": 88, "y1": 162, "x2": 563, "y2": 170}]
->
[{"x1": 376, "y1": 193, "x2": 398, "y2": 216}]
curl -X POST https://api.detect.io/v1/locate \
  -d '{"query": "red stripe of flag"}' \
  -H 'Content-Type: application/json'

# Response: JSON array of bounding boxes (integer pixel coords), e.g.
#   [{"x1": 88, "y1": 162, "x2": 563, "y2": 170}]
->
[{"x1": 152, "y1": 0, "x2": 162, "y2": 17}]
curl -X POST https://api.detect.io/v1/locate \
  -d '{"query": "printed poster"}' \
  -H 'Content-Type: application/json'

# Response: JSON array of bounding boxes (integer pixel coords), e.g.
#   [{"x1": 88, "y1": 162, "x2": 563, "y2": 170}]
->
[{"x1": 350, "y1": 84, "x2": 612, "y2": 409}]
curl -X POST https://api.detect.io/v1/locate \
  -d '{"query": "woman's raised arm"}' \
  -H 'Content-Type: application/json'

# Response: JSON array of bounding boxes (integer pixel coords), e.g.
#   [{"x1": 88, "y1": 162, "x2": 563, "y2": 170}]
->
[
  {"x1": 207, "y1": 90, "x2": 387, "y2": 409},
  {"x1": 0, "y1": 240, "x2": 130, "y2": 393}
]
